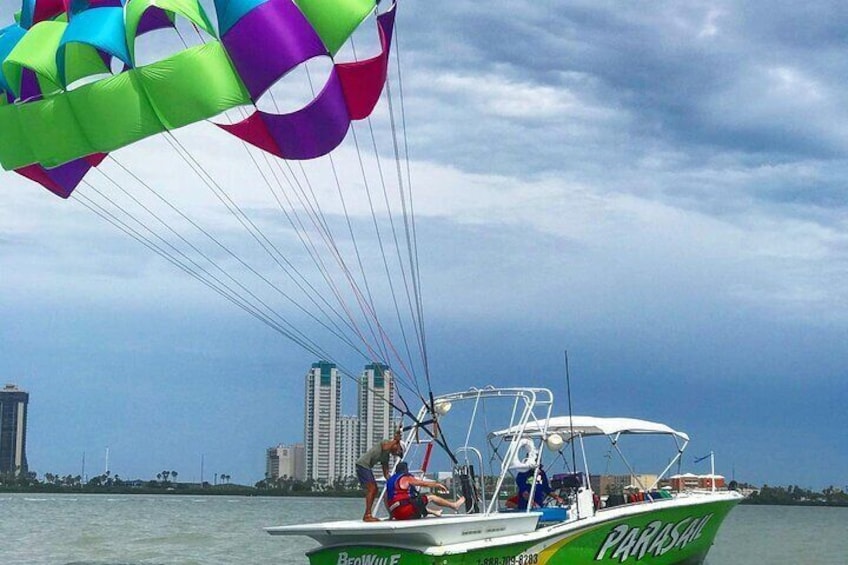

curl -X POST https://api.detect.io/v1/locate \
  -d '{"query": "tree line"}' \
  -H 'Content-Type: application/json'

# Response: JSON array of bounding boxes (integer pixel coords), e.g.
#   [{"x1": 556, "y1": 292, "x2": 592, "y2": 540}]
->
[
  {"x1": 0, "y1": 468, "x2": 234, "y2": 492},
  {"x1": 254, "y1": 474, "x2": 361, "y2": 495},
  {"x1": 741, "y1": 484, "x2": 848, "y2": 507},
  {"x1": 4, "y1": 470, "x2": 846, "y2": 505}
]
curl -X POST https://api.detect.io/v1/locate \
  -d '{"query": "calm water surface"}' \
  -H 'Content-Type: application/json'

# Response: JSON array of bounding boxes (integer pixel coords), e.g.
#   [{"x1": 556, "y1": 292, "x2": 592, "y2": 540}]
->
[{"x1": 2, "y1": 494, "x2": 846, "y2": 564}]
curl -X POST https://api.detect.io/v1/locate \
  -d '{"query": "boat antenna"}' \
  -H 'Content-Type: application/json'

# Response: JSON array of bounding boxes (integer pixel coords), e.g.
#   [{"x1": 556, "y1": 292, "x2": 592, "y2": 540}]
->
[
  {"x1": 564, "y1": 350, "x2": 581, "y2": 518},
  {"x1": 564, "y1": 351, "x2": 578, "y2": 475}
]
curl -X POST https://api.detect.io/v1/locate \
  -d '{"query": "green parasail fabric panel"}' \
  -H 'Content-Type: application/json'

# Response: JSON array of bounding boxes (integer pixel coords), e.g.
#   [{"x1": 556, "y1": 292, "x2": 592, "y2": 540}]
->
[
  {"x1": 14, "y1": 95, "x2": 91, "y2": 168},
  {"x1": 62, "y1": 42, "x2": 111, "y2": 88},
  {"x1": 36, "y1": 72, "x2": 62, "y2": 97},
  {"x1": 294, "y1": 0, "x2": 374, "y2": 55},
  {"x1": 66, "y1": 71, "x2": 163, "y2": 160},
  {"x1": 138, "y1": 41, "x2": 249, "y2": 131},
  {"x1": 0, "y1": 104, "x2": 35, "y2": 166},
  {"x1": 2, "y1": 20, "x2": 65, "y2": 97},
  {"x1": 125, "y1": 0, "x2": 217, "y2": 63},
  {"x1": 0, "y1": 42, "x2": 250, "y2": 170}
]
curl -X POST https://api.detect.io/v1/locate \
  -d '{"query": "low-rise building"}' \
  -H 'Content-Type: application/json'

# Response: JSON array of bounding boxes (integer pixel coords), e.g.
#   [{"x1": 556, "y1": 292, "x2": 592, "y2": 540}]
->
[{"x1": 266, "y1": 443, "x2": 305, "y2": 481}]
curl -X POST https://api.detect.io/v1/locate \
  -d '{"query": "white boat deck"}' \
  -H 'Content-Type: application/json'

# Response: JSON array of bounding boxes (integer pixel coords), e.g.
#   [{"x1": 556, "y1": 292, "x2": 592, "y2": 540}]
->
[{"x1": 265, "y1": 512, "x2": 541, "y2": 548}]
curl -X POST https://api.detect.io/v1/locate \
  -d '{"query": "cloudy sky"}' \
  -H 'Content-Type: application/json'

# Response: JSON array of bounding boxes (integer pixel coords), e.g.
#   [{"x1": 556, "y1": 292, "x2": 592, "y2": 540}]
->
[{"x1": 1, "y1": 0, "x2": 846, "y2": 489}]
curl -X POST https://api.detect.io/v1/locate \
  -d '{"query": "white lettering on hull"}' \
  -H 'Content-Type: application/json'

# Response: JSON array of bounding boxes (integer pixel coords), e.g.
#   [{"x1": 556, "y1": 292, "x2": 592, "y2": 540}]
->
[
  {"x1": 337, "y1": 552, "x2": 402, "y2": 565},
  {"x1": 594, "y1": 514, "x2": 713, "y2": 561}
]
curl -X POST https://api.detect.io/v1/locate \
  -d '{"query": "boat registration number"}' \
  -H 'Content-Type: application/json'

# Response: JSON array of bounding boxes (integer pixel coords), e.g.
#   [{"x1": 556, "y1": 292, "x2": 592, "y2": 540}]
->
[{"x1": 476, "y1": 552, "x2": 539, "y2": 565}]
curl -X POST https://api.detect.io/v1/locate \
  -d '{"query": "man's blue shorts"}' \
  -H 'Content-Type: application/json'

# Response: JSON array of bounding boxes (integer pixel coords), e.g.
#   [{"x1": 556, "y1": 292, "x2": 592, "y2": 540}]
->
[{"x1": 356, "y1": 465, "x2": 376, "y2": 487}]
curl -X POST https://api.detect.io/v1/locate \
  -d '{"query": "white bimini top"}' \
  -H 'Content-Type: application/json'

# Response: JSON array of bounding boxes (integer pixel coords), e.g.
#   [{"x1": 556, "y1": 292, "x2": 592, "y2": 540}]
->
[{"x1": 492, "y1": 415, "x2": 689, "y2": 442}]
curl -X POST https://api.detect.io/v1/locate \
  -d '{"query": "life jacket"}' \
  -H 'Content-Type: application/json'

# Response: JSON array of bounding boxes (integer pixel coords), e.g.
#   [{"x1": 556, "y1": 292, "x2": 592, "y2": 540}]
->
[
  {"x1": 386, "y1": 472, "x2": 418, "y2": 506},
  {"x1": 387, "y1": 472, "x2": 424, "y2": 520}
]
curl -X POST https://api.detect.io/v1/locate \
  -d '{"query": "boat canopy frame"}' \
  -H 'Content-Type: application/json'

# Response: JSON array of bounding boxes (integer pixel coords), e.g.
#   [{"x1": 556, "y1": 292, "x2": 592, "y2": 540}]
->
[{"x1": 491, "y1": 415, "x2": 690, "y2": 493}]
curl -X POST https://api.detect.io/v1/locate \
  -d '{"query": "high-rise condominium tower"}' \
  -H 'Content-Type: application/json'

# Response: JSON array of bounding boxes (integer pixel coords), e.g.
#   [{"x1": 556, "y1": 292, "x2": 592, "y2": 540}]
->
[
  {"x1": 358, "y1": 363, "x2": 394, "y2": 456},
  {"x1": 303, "y1": 361, "x2": 341, "y2": 481},
  {"x1": 0, "y1": 384, "x2": 29, "y2": 477}
]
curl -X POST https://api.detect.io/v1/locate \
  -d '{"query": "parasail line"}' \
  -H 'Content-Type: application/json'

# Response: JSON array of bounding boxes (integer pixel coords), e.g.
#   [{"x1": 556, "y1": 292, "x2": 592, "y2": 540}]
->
[
  {"x1": 279, "y1": 151, "x2": 421, "y2": 393},
  {"x1": 349, "y1": 121, "x2": 422, "y2": 400},
  {"x1": 388, "y1": 19, "x2": 431, "y2": 385},
  {"x1": 384, "y1": 46, "x2": 431, "y2": 391},
  {"x1": 361, "y1": 107, "x2": 425, "y2": 387},
  {"x1": 338, "y1": 39, "x2": 420, "y2": 388},
  {"x1": 244, "y1": 126, "x2": 400, "y2": 379},
  {"x1": 220, "y1": 98, "x2": 398, "y2": 369},
  {"x1": 74, "y1": 187, "x2": 339, "y2": 361},
  {"x1": 254, "y1": 89, "x2": 420, "y2": 390},
  {"x1": 79, "y1": 178, "x2": 329, "y2": 356},
  {"x1": 219, "y1": 132, "x2": 373, "y2": 349},
  {"x1": 207, "y1": 101, "x2": 423, "y2": 396},
  {"x1": 77, "y1": 180, "x2": 385, "y2": 385},
  {"x1": 160, "y1": 130, "x2": 384, "y2": 359},
  {"x1": 325, "y1": 150, "x2": 392, "y2": 366},
  {"x1": 92, "y1": 162, "x2": 361, "y2": 357},
  {"x1": 162, "y1": 124, "x2": 424, "y2": 397},
  {"x1": 294, "y1": 70, "x2": 393, "y2": 369}
]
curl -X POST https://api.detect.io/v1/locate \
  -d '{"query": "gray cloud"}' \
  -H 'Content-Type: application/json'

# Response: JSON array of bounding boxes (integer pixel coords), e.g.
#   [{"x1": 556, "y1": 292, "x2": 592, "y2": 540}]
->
[
  {"x1": 398, "y1": 0, "x2": 848, "y2": 223},
  {"x1": 1, "y1": 0, "x2": 846, "y2": 486}
]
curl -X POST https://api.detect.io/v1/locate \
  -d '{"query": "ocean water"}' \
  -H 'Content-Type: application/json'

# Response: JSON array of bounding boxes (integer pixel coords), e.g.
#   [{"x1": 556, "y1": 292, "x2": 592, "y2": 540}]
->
[{"x1": 1, "y1": 494, "x2": 846, "y2": 564}]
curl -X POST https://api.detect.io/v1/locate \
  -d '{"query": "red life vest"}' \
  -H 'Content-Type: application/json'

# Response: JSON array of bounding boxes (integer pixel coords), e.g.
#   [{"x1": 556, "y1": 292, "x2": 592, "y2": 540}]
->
[{"x1": 387, "y1": 474, "x2": 421, "y2": 520}]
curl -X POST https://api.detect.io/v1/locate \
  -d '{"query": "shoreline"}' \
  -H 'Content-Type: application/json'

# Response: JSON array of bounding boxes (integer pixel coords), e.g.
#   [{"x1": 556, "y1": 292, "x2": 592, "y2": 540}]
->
[{"x1": 1, "y1": 485, "x2": 846, "y2": 507}]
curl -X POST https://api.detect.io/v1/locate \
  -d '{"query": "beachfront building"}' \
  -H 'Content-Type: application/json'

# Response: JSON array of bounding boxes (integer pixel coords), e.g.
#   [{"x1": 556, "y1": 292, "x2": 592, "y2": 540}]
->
[
  {"x1": 336, "y1": 415, "x2": 360, "y2": 483},
  {"x1": 0, "y1": 384, "x2": 29, "y2": 477},
  {"x1": 266, "y1": 443, "x2": 305, "y2": 481},
  {"x1": 304, "y1": 362, "x2": 341, "y2": 482},
  {"x1": 590, "y1": 473, "x2": 660, "y2": 495},
  {"x1": 357, "y1": 363, "x2": 394, "y2": 460},
  {"x1": 669, "y1": 473, "x2": 701, "y2": 491},
  {"x1": 300, "y1": 362, "x2": 396, "y2": 486},
  {"x1": 698, "y1": 474, "x2": 726, "y2": 489}
]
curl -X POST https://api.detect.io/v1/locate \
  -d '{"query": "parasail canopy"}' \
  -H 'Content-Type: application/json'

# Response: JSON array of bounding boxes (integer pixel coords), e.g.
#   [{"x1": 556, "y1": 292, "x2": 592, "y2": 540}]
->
[
  {"x1": 1, "y1": 0, "x2": 438, "y2": 432},
  {"x1": 0, "y1": 0, "x2": 395, "y2": 197}
]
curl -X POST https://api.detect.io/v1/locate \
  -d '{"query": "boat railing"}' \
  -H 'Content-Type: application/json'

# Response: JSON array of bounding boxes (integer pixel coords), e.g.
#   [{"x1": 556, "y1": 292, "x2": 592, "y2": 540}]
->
[{"x1": 391, "y1": 386, "x2": 556, "y2": 519}]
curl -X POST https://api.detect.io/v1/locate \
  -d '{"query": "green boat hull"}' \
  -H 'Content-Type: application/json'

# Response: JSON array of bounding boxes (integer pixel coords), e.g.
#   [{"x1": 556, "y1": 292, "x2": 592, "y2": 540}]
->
[{"x1": 307, "y1": 498, "x2": 739, "y2": 565}]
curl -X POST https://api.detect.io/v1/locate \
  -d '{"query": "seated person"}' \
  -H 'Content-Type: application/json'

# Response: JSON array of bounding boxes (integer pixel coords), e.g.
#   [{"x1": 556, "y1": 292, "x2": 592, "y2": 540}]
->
[
  {"x1": 386, "y1": 462, "x2": 466, "y2": 520},
  {"x1": 514, "y1": 463, "x2": 565, "y2": 510}
]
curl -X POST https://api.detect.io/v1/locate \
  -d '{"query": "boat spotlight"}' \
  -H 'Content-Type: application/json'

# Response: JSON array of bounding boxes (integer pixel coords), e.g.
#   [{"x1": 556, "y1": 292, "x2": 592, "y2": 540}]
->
[
  {"x1": 434, "y1": 401, "x2": 452, "y2": 415},
  {"x1": 546, "y1": 433, "x2": 564, "y2": 451}
]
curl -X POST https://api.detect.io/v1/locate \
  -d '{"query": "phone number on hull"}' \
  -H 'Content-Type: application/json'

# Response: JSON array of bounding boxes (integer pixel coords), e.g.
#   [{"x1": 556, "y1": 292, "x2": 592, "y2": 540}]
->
[{"x1": 477, "y1": 553, "x2": 539, "y2": 565}]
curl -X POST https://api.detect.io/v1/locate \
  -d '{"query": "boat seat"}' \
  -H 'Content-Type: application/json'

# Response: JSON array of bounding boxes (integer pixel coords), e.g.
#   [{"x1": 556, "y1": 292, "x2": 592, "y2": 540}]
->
[
  {"x1": 534, "y1": 507, "x2": 567, "y2": 523},
  {"x1": 499, "y1": 506, "x2": 567, "y2": 523},
  {"x1": 604, "y1": 494, "x2": 625, "y2": 507}
]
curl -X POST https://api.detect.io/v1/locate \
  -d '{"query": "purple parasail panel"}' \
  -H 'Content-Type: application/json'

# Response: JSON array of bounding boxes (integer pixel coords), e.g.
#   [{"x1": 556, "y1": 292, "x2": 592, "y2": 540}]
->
[
  {"x1": 218, "y1": 1, "x2": 397, "y2": 161},
  {"x1": 20, "y1": 68, "x2": 43, "y2": 102},
  {"x1": 15, "y1": 153, "x2": 107, "y2": 198},
  {"x1": 220, "y1": 69, "x2": 350, "y2": 160},
  {"x1": 137, "y1": 8, "x2": 175, "y2": 36},
  {"x1": 222, "y1": 0, "x2": 328, "y2": 101},
  {"x1": 261, "y1": 69, "x2": 350, "y2": 159}
]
